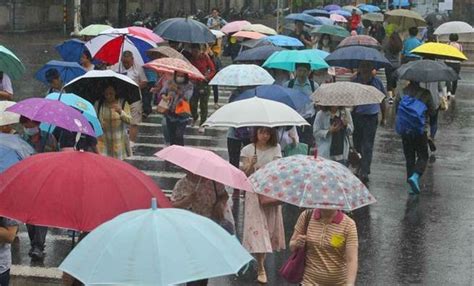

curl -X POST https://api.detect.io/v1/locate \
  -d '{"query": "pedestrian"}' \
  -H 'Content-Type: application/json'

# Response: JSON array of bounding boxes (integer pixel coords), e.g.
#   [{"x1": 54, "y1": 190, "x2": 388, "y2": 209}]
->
[
  {"x1": 95, "y1": 84, "x2": 132, "y2": 160},
  {"x1": 189, "y1": 44, "x2": 216, "y2": 133},
  {"x1": 111, "y1": 51, "x2": 148, "y2": 145},
  {"x1": 351, "y1": 61, "x2": 386, "y2": 184},
  {"x1": 312, "y1": 68, "x2": 335, "y2": 85},
  {"x1": 80, "y1": 50, "x2": 95, "y2": 71},
  {"x1": 445, "y1": 33, "x2": 463, "y2": 99},
  {"x1": 421, "y1": 82, "x2": 442, "y2": 155},
  {"x1": 207, "y1": 42, "x2": 223, "y2": 109},
  {"x1": 288, "y1": 20, "x2": 313, "y2": 49},
  {"x1": 158, "y1": 72, "x2": 193, "y2": 146},
  {"x1": 316, "y1": 34, "x2": 335, "y2": 52},
  {"x1": 52, "y1": 126, "x2": 98, "y2": 153},
  {"x1": 206, "y1": 7, "x2": 227, "y2": 30},
  {"x1": 313, "y1": 106, "x2": 353, "y2": 165},
  {"x1": 383, "y1": 31, "x2": 403, "y2": 103},
  {"x1": 348, "y1": 9, "x2": 361, "y2": 34},
  {"x1": 401, "y1": 27, "x2": 422, "y2": 64},
  {"x1": 271, "y1": 69, "x2": 291, "y2": 86},
  {"x1": 284, "y1": 63, "x2": 319, "y2": 149},
  {"x1": 0, "y1": 216, "x2": 18, "y2": 286},
  {"x1": 45, "y1": 68, "x2": 63, "y2": 94},
  {"x1": 368, "y1": 22, "x2": 386, "y2": 45},
  {"x1": 289, "y1": 209, "x2": 358, "y2": 286},
  {"x1": 241, "y1": 127, "x2": 285, "y2": 284},
  {"x1": 395, "y1": 81, "x2": 436, "y2": 194},
  {"x1": 0, "y1": 72, "x2": 13, "y2": 101}
]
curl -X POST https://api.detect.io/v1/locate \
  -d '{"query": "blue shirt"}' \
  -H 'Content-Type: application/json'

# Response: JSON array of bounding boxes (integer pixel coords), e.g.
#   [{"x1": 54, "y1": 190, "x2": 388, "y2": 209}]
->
[
  {"x1": 402, "y1": 36, "x2": 422, "y2": 58},
  {"x1": 352, "y1": 74, "x2": 385, "y2": 115}
]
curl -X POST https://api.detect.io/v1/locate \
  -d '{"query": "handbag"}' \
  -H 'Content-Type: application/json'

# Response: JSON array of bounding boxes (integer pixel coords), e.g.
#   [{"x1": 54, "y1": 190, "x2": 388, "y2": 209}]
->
[
  {"x1": 283, "y1": 143, "x2": 309, "y2": 157},
  {"x1": 347, "y1": 134, "x2": 361, "y2": 168},
  {"x1": 156, "y1": 97, "x2": 170, "y2": 114},
  {"x1": 279, "y1": 210, "x2": 313, "y2": 284}
]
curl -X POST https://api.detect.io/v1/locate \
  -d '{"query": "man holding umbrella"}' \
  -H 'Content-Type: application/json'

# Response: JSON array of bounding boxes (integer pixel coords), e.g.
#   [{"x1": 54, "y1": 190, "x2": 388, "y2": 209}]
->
[{"x1": 289, "y1": 20, "x2": 313, "y2": 49}]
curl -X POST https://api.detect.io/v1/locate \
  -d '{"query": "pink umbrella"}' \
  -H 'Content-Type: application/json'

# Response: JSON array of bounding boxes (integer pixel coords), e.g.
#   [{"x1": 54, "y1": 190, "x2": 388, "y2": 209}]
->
[
  {"x1": 233, "y1": 30, "x2": 265, "y2": 40},
  {"x1": 221, "y1": 20, "x2": 251, "y2": 34},
  {"x1": 330, "y1": 14, "x2": 348, "y2": 23},
  {"x1": 126, "y1": 26, "x2": 165, "y2": 43},
  {"x1": 155, "y1": 145, "x2": 253, "y2": 192},
  {"x1": 143, "y1": 57, "x2": 205, "y2": 81}
]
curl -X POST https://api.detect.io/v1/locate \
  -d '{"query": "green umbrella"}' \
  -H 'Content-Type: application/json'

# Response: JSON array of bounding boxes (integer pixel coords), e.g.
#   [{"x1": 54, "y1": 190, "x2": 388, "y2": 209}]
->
[
  {"x1": 385, "y1": 9, "x2": 426, "y2": 31},
  {"x1": 311, "y1": 25, "x2": 350, "y2": 38},
  {"x1": 78, "y1": 24, "x2": 113, "y2": 36},
  {"x1": 0, "y1": 45, "x2": 25, "y2": 80},
  {"x1": 262, "y1": 50, "x2": 329, "y2": 72}
]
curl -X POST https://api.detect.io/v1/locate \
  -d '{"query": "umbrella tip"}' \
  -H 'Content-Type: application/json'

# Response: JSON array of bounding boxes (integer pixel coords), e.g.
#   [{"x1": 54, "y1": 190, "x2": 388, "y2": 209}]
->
[{"x1": 151, "y1": 198, "x2": 157, "y2": 210}]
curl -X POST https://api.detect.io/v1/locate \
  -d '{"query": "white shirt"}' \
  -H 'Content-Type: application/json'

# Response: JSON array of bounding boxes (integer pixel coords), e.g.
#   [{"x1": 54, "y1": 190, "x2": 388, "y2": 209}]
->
[
  {"x1": 111, "y1": 63, "x2": 147, "y2": 85},
  {"x1": 0, "y1": 73, "x2": 13, "y2": 95}
]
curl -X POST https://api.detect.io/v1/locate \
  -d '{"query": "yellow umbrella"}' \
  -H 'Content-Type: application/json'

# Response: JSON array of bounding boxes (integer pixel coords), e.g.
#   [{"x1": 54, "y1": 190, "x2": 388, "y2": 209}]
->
[
  {"x1": 411, "y1": 42, "x2": 468, "y2": 61},
  {"x1": 242, "y1": 24, "x2": 277, "y2": 35},
  {"x1": 385, "y1": 9, "x2": 426, "y2": 30}
]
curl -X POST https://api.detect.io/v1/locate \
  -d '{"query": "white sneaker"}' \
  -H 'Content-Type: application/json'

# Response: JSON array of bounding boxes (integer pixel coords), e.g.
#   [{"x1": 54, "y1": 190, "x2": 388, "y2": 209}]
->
[
  {"x1": 129, "y1": 141, "x2": 136, "y2": 148},
  {"x1": 198, "y1": 126, "x2": 205, "y2": 133}
]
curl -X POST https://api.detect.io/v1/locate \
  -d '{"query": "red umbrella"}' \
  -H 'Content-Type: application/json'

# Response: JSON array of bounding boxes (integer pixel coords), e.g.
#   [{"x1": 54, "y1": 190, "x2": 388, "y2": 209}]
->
[
  {"x1": 0, "y1": 151, "x2": 171, "y2": 232},
  {"x1": 143, "y1": 57, "x2": 206, "y2": 81}
]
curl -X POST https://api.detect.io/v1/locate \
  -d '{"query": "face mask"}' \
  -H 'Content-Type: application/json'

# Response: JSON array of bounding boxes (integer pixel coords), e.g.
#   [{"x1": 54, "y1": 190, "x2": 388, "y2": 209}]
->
[
  {"x1": 176, "y1": 76, "x2": 185, "y2": 84},
  {"x1": 24, "y1": 126, "x2": 39, "y2": 136}
]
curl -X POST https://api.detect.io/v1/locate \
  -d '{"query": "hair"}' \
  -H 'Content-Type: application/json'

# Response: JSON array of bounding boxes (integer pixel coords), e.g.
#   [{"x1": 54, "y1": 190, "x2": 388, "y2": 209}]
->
[
  {"x1": 191, "y1": 43, "x2": 201, "y2": 50},
  {"x1": 211, "y1": 7, "x2": 220, "y2": 13},
  {"x1": 19, "y1": 116, "x2": 39, "y2": 125},
  {"x1": 388, "y1": 31, "x2": 403, "y2": 54},
  {"x1": 295, "y1": 63, "x2": 310, "y2": 71},
  {"x1": 317, "y1": 34, "x2": 332, "y2": 49},
  {"x1": 408, "y1": 27, "x2": 418, "y2": 37},
  {"x1": 122, "y1": 50, "x2": 133, "y2": 58},
  {"x1": 252, "y1": 127, "x2": 278, "y2": 147},
  {"x1": 173, "y1": 71, "x2": 189, "y2": 84},
  {"x1": 449, "y1": 33, "x2": 459, "y2": 42},
  {"x1": 45, "y1": 68, "x2": 60, "y2": 83},
  {"x1": 82, "y1": 49, "x2": 92, "y2": 61}
]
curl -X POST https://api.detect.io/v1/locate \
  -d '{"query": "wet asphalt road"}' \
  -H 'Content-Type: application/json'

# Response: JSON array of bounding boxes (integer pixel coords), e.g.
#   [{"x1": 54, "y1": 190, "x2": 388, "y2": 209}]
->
[{"x1": 3, "y1": 31, "x2": 474, "y2": 285}]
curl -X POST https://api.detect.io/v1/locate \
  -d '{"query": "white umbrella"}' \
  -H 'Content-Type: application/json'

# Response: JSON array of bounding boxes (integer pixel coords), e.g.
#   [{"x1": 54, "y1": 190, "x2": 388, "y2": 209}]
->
[
  {"x1": 0, "y1": 101, "x2": 20, "y2": 126},
  {"x1": 434, "y1": 21, "x2": 474, "y2": 35},
  {"x1": 209, "y1": 64, "x2": 275, "y2": 86},
  {"x1": 203, "y1": 97, "x2": 309, "y2": 128},
  {"x1": 242, "y1": 24, "x2": 277, "y2": 35},
  {"x1": 210, "y1": 29, "x2": 226, "y2": 39}
]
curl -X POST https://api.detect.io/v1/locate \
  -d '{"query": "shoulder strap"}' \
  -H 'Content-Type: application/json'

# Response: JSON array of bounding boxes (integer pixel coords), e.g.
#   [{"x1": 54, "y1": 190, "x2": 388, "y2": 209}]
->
[
  {"x1": 304, "y1": 209, "x2": 313, "y2": 235},
  {"x1": 288, "y1": 79, "x2": 295, "y2": 88},
  {"x1": 309, "y1": 80, "x2": 316, "y2": 92}
]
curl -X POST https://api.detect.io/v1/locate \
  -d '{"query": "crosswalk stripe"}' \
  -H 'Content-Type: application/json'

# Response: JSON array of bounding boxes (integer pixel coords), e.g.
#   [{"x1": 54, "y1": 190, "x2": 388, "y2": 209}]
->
[
  {"x1": 142, "y1": 170, "x2": 185, "y2": 179},
  {"x1": 11, "y1": 265, "x2": 62, "y2": 279},
  {"x1": 134, "y1": 143, "x2": 228, "y2": 152}
]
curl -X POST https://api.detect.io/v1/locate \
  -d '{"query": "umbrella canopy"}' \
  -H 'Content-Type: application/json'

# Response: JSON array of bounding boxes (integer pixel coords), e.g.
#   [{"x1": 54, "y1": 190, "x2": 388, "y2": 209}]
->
[
  {"x1": 233, "y1": 30, "x2": 266, "y2": 40},
  {"x1": 324, "y1": 4, "x2": 341, "y2": 11},
  {"x1": 285, "y1": 13, "x2": 321, "y2": 25},
  {"x1": 358, "y1": 4, "x2": 381, "y2": 13},
  {"x1": 330, "y1": 14, "x2": 348, "y2": 23},
  {"x1": 434, "y1": 21, "x2": 474, "y2": 35},
  {"x1": 55, "y1": 39, "x2": 86, "y2": 63},
  {"x1": 385, "y1": 9, "x2": 426, "y2": 30},
  {"x1": 424, "y1": 12, "x2": 449, "y2": 28},
  {"x1": 146, "y1": 46, "x2": 189, "y2": 62},
  {"x1": 342, "y1": 5, "x2": 362, "y2": 14},
  {"x1": 315, "y1": 16, "x2": 335, "y2": 25},
  {"x1": 123, "y1": 26, "x2": 164, "y2": 43},
  {"x1": 263, "y1": 50, "x2": 329, "y2": 72},
  {"x1": 154, "y1": 17, "x2": 216, "y2": 43},
  {"x1": 209, "y1": 64, "x2": 274, "y2": 86},
  {"x1": 64, "y1": 70, "x2": 141, "y2": 104},
  {"x1": 325, "y1": 45, "x2": 392, "y2": 69},
  {"x1": 78, "y1": 24, "x2": 112, "y2": 36},
  {"x1": 391, "y1": 0, "x2": 410, "y2": 7},
  {"x1": 330, "y1": 9, "x2": 352, "y2": 18},
  {"x1": 396, "y1": 60, "x2": 459, "y2": 82},
  {"x1": 411, "y1": 42, "x2": 468, "y2": 61},
  {"x1": 264, "y1": 35, "x2": 304, "y2": 47},
  {"x1": 0, "y1": 133, "x2": 35, "y2": 159},
  {"x1": 35, "y1": 60, "x2": 86, "y2": 85},
  {"x1": 303, "y1": 9, "x2": 330, "y2": 17},
  {"x1": 0, "y1": 145, "x2": 21, "y2": 173},
  {"x1": 59, "y1": 206, "x2": 252, "y2": 285},
  {"x1": 7, "y1": 98, "x2": 95, "y2": 137},
  {"x1": 210, "y1": 29, "x2": 226, "y2": 38},
  {"x1": 242, "y1": 24, "x2": 277, "y2": 35},
  {"x1": 234, "y1": 45, "x2": 284, "y2": 62},
  {"x1": 311, "y1": 25, "x2": 350, "y2": 38},
  {"x1": 221, "y1": 20, "x2": 251, "y2": 34},
  {"x1": 312, "y1": 82, "x2": 385, "y2": 106},
  {"x1": 250, "y1": 155, "x2": 376, "y2": 210},
  {"x1": 362, "y1": 13, "x2": 384, "y2": 27},
  {"x1": 0, "y1": 101, "x2": 20, "y2": 126},
  {"x1": 337, "y1": 35, "x2": 381, "y2": 49},
  {"x1": 155, "y1": 145, "x2": 252, "y2": 191},
  {"x1": 0, "y1": 45, "x2": 26, "y2": 80},
  {"x1": 144, "y1": 58, "x2": 205, "y2": 81},
  {"x1": 203, "y1": 97, "x2": 309, "y2": 128},
  {"x1": 0, "y1": 151, "x2": 170, "y2": 231},
  {"x1": 239, "y1": 38, "x2": 272, "y2": 49}
]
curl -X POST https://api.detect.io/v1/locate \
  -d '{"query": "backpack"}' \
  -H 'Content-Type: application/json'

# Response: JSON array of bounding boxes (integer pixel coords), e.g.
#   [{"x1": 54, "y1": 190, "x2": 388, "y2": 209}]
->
[
  {"x1": 395, "y1": 95, "x2": 427, "y2": 136},
  {"x1": 288, "y1": 79, "x2": 316, "y2": 92}
]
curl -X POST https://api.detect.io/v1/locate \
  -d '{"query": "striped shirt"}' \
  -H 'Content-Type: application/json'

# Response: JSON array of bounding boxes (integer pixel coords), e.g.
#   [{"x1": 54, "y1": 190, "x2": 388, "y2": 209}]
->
[{"x1": 295, "y1": 209, "x2": 358, "y2": 286}]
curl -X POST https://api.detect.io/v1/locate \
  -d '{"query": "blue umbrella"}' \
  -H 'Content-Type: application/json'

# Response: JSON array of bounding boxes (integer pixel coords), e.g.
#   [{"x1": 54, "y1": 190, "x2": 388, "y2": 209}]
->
[
  {"x1": 324, "y1": 4, "x2": 342, "y2": 11},
  {"x1": 330, "y1": 9, "x2": 352, "y2": 18},
  {"x1": 40, "y1": 93, "x2": 103, "y2": 137},
  {"x1": 285, "y1": 13, "x2": 321, "y2": 25},
  {"x1": 0, "y1": 145, "x2": 21, "y2": 173},
  {"x1": 55, "y1": 39, "x2": 86, "y2": 63},
  {"x1": 0, "y1": 133, "x2": 35, "y2": 159},
  {"x1": 315, "y1": 16, "x2": 335, "y2": 26},
  {"x1": 303, "y1": 9, "x2": 330, "y2": 17},
  {"x1": 235, "y1": 84, "x2": 311, "y2": 112},
  {"x1": 325, "y1": 46, "x2": 392, "y2": 69},
  {"x1": 234, "y1": 45, "x2": 285, "y2": 62},
  {"x1": 154, "y1": 17, "x2": 216, "y2": 44},
  {"x1": 391, "y1": 0, "x2": 410, "y2": 8},
  {"x1": 35, "y1": 60, "x2": 86, "y2": 85},
  {"x1": 358, "y1": 4, "x2": 381, "y2": 13},
  {"x1": 264, "y1": 35, "x2": 304, "y2": 47}
]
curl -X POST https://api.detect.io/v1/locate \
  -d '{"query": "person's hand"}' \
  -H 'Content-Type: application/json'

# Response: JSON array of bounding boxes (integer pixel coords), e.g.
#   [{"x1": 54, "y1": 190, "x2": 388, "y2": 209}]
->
[
  {"x1": 112, "y1": 103, "x2": 122, "y2": 115},
  {"x1": 294, "y1": 234, "x2": 307, "y2": 248},
  {"x1": 329, "y1": 122, "x2": 341, "y2": 133},
  {"x1": 250, "y1": 155, "x2": 258, "y2": 166},
  {"x1": 150, "y1": 87, "x2": 160, "y2": 93}
]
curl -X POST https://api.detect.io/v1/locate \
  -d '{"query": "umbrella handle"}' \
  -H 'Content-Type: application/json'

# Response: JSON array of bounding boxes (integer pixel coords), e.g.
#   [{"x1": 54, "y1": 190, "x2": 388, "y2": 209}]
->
[{"x1": 313, "y1": 147, "x2": 318, "y2": 158}]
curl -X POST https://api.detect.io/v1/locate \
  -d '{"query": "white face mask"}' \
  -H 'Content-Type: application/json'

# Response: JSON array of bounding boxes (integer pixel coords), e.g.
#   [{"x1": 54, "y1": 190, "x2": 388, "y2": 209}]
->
[
  {"x1": 176, "y1": 76, "x2": 186, "y2": 84},
  {"x1": 24, "y1": 126, "x2": 39, "y2": 136}
]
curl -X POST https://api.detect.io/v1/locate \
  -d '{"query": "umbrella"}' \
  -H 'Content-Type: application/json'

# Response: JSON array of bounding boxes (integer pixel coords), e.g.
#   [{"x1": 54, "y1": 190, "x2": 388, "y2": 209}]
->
[
  {"x1": 0, "y1": 101, "x2": 20, "y2": 126},
  {"x1": 6, "y1": 98, "x2": 96, "y2": 137},
  {"x1": 391, "y1": 0, "x2": 410, "y2": 8},
  {"x1": 330, "y1": 10, "x2": 352, "y2": 18},
  {"x1": 264, "y1": 35, "x2": 304, "y2": 47},
  {"x1": 249, "y1": 155, "x2": 376, "y2": 210},
  {"x1": 0, "y1": 133, "x2": 35, "y2": 159},
  {"x1": 358, "y1": 4, "x2": 381, "y2": 13},
  {"x1": 330, "y1": 14, "x2": 348, "y2": 23},
  {"x1": 55, "y1": 39, "x2": 86, "y2": 63},
  {"x1": 0, "y1": 45, "x2": 26, "y2": 80},
  {"x1": 325, "y1": 46, "x2": 392, "y2": 69},
  {"x1": 209, "y1": 64, "x2": 274, "y2": 86},
  {"x1": 203, "y1": 97, "x2": 309, "y2": 128},
  {"x1": 337, "y1": 35, "x2": 381, "y2": 49},
  {"x1": 324, "y1": 4, "x2": 341, "y2": 11},
  {"x1": 59, "y1": 205, "x2": 252, "y2": 285},
  {"x1": 263, "y1": 50, "x2": 329, "y2": 72},
  {"x1": 0, "y1": 151, "x2": 171, "y2": 231},
  {"x1": 210, "y1": 29, "x2": 225, "y2": 38},
  {"x1": 234, "y1": 84, "x2": 312, "y2": 112},
  {"x1": 78, "y1": 24, "x2": 112, "y2": 36},
  {"x1": 385, "y1": 9, "x2": 426, "y2": 30},
  {"x1": 155, "y1": 145, "x2": 252, "y2": 191},
  {"x1": 312, "y1": 82, "x2": 385, "y2": 106},
  {"x1": 410, "y1": 42, "x2": 468, "y2": 61},
  {"x1": 35, "y1": 60, "x2": 86, "y2": 85},
  {"x1": 122, "y1": 26, "x2": 164, "y2": 43},
  {"x1": 285, "y1": 13, "x2": 321, "y2": 25},
  {"x1": 233, "y1": 30, "x2": 266, "y2": 40},
  {"x1": 41, "y1": 93, "x2": 103, "y2": 137},
  {"x1": 303, "y1": 9, "x2": 330, "y2": 17},
  {"x1": 221, "y1": 20, "x2": 251, "y2": 34},
  {"x1": 396, "y1": 60, "x2": 459, "y2": 82},
  {"x1": 154, "y1": 17, "x2": 216, "y2": 44},
  {"x1": 311, "y1": 25, "x2": 350, "y2": 38},
  {"x1": 315, "y1": 16, "x2": 335, "y2": 25},
  {"x1": 239, "y1": 38, "x2": 272, "y2": 49},
  {"x1": 63, "y1": 70, "x2": 141, "y2": 104},
  {"x1": 0, "y1": 145, "x2": 21, "y2": 173},
  {"x1": 242, "y1": 24, "x2": 277, "y2": 35},
  {"x1": 146, "y1": 46, "x2": 189, "y2": 62},
  {"x1": 143, "y1": 58, "x2": 205, "y2": 81},
  {"x1": 234, "y1": 45, "x2": 285, "y2": 62},
  {"x1": 434, "y1": 21, "x2": 474, "y2": 35},
  {"x1": 424, "y1": 12, "x2": 449, "y2": 28},
  {"x1": 362, "y1": 13, "x2": 384, "y2": 27},
  {"x1": 342, "y1": 5, "x2": 362, "y2": 14}
]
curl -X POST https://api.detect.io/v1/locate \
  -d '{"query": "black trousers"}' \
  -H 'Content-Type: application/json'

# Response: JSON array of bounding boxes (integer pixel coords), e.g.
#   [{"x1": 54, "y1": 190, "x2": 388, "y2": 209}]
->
[
  {"x1": 445, "y1": 62, "x2": 461, "y2": 95},
  {"x1": 402, "y1": 132, "x2": 429, "y2": 179},
  {"x1": 166, "y1": 117, "x2": 187, "y2": 146},
  {"x1": 26, "y1": 224, "x2": 48, "y2": 250},
  {"x1": 0, "y1": 269, "x2": 10, "y2": 286},
  {"x1": 352, "y1": 113, "x2": 378, "y2": 177},
  {"x1": 297, "y1": 115, "x2": 316, "y2": 149},
  {"x1": 227, "y1": 137, "x2": 251, "y2": 168}
]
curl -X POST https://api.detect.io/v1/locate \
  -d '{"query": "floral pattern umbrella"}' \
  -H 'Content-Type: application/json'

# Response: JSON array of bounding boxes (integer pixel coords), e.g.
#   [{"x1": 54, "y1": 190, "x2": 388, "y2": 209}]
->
[
  {"x1": 312, "y1": 82, "x2": 385, "y2": 106},
  {"x1": 209, "y1": 64, "x2": 274, "y2": 86},
  {"x1": 249, "y1": 155, "x2": 376, "y2": 210}
]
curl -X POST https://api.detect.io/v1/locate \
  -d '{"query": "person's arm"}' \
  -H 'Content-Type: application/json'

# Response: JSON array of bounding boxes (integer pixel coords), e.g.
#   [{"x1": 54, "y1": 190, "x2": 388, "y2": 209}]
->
[
  {"x1": 138, "y1": 67, "x2": 148, "y2": 89},
  {"x1": 119, "y1": 102, "x2": 132, "y2": 124},
  {"x1": 344, "y1": 109, "x2": 354, "y2": 135},
  {"x1": 241, "y1": 155, "x2": 257, "y2": 176},
  {"x1": 0, "y1": 91, "x2": 12, "y2": 100},
  {"x1": 289, "y1": 211, "x2": 309, "y2": 252},
  {"x1": 0, "y1": 224, "x2": 18, "y2": 243},
  {"x1": 313, "y1": 112, "x2": 332, "y2": 140},
  {"x1": 346, "y1": 245, "x2": 358, "y2": 285}
]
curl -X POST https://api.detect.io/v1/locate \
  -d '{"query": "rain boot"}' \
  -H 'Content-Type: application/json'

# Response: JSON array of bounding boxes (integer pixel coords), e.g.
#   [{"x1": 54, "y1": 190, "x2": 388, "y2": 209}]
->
[{"x1": 408, "y1": 172, "x2": 421, "y2": 194}]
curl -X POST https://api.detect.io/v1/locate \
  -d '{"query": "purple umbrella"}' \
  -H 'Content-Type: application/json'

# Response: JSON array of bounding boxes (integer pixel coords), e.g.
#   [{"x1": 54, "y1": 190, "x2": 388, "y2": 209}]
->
[
  {"x1": 324, "y1": 4, "x2": 341, "y2": 11},
  {"x1": 6, "y1": 98, "x2": 96, "y2": 137}
]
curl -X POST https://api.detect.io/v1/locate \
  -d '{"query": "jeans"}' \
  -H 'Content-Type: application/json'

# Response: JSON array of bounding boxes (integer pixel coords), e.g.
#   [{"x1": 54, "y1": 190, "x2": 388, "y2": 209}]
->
[
  {"x1": 26, "y1": 224, "x2": 48, "y2": 251},
  {"x1": 0, "y1": 269, "x2": 10, "y2": 286},
  {"x1": 190, "y1": 83, "x2": 210, "y2": 125},
  {"x1": 429, "y1": 109, "x2": 439, "y2": 139},
  {"x1": 166, "y1": 117, "x2": 187, "y2": 146},
  {"x1": 352, "y1": 113, "x2": 378, "y2": 178},
  {"x1": 297, "y1": 115, "x2": 316, "y2": 149},
  {"x1": 402, "y1": 132, "x2": 429, "y2": 179},
  {"x1": 445, "y1": 62, "x2": 461, "y2": 95}
]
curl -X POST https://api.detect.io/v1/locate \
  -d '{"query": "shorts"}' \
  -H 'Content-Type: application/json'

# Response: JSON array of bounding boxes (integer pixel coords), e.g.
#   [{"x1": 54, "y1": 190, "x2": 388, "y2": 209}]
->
[{"x1": 130, "y1": 100, "x2": 143, "y2": 125}]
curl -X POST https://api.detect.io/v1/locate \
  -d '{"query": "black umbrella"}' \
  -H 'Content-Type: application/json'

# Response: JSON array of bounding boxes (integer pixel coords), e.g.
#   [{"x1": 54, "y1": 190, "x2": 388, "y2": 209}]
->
[
  {"x1": 154, "y1": 17, "x2": 216, "y2": 44},
  {"x1": 396, "y1": 60, "x2": 459, "y2": 82},
  {"x1": 235, "y1": 45, "x2": 285, "y2": 62},
  {"x1": 325, "y1": 46, "x2": 392, "y2": 69}
]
